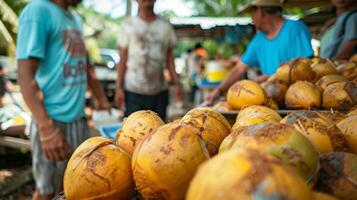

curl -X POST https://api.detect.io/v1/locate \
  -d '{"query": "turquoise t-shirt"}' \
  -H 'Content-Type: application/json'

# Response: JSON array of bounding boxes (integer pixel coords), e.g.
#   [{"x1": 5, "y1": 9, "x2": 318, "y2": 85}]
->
[
  {"x1": 16, "y1": 0, "x2": 87, "y2": 122},
  {"x1": 241, "y1": 19, "x2": 314, "y2": 75}
]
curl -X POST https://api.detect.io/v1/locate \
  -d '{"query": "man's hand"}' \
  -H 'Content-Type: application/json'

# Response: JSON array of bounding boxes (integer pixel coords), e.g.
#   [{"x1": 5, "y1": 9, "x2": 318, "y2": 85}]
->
[
  {"x1": 39, "y1": 124, "x2": 70, "y2": 162},
  {"x1": 205, "y1": 87, "x2": 222, "y2": 106},
  {"x1": 253, "y1": 75, "x2": 270, "y2": 83},
  {"x1": 96, "y1": 98, "x2": 112, "y2": 111},
  {"x1": 115, "y1": 88, "x2": 125, "y2": 110}
]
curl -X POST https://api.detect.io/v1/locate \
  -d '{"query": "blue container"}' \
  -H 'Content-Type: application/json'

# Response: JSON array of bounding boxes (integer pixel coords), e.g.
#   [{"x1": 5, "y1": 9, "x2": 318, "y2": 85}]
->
[{"x1": 97, "y1": 123, "x2": 122, "y2": 140}]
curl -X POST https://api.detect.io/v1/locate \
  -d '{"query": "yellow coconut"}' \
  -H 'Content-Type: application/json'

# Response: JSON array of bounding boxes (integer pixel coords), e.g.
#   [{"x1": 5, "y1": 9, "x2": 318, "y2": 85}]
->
[
  {"x1": 228, "y1": 122, "x2": 319, "y2": 184},
  {"x1": 261, "y1": 79, "x2": 288, "y2": 106},
  {"x1": 232, "y1": 105, "x2": 282, "y2": 131},
  {"x1": 218, "y1": 127, "x2": 246, "y2": 153},
  {"x1": 116, "y1": 110, "x2": 164, "y2": 155},
  {"x1": 312, "y1": 192, "x2": 338, "y2": 200},
  {"x1": 132, "y1": 123, "x2": 210, "y2": 200},
  {"x1": 64, "y1": 137, "x2": 134, "y2": 200},
  {"x1": 336, "y1": 115, "x2": 357, "y2": 154},
  {"x1": 227, "y1": 80, "x2": 266, "y2": 110},
  {"x1": 348, "y1": 107, "x2": 357, "y2": 116},
  {"x1": 285, "y1": 81, "x2": 321, "y2": 109},
  {"x1": 315, "y1": 74, "x2": 348, "y2": 91},
  {"x1": 337, "y1": 62, "x2": 357, "y2": 81},
  {"x1": 322, "y1": 82, "x2": 357, "y2": 110},
  {"x1": 275, "y1": 58, "x2": 315, "y2": 83},
  {"x1": 281, "y1": 111, "x2": 348, "y2": 153},
  {"x1": 350, "y1": 54, "x2": 357, "y2": 62},
  {"x1": 212, "y1": 101, "x2": 234, "y2": 112},
  {"x1": 315, "y1": 152, "x2": 357, "y2": 200},
  {"x1": 186, "y1": 148, "x2": 313, "y2": 200},
  {"x1": 180, "y1": 107, "x2": 231, "y2": 155},
  {"x1": 312, "y1": 57, "x2": 328, "y2": 65},
  {"x1": 311, "y1": 62, "x2": 338, "y2": 82},
  {"x1": 334, "y1": 60, "x2": 349, "y2": 66},
  {"x1": 263, "y1": 98, "x2": 279, "y2": 110}
]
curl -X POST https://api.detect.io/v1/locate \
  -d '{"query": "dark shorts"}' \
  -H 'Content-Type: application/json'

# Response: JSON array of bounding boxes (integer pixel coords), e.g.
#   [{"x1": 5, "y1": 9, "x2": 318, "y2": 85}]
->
[{"x1": 125, "y1": 90, "x2": 169, "y2": 121}]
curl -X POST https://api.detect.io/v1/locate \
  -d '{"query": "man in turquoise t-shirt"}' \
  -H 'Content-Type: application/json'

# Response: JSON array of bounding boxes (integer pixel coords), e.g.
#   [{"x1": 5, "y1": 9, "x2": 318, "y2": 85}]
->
[
  {"x1": 207, "y1": 0, "x2": 313, "y2": 104},
  {"x1": 16, "y1": 0, "x2": 110, "y2": 199}
]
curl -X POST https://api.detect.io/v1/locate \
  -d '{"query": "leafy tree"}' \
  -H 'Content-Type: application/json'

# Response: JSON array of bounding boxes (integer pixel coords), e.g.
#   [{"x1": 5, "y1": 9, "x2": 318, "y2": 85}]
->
[
  {"x1": 0, "y1": 0, "x2": 27, "y2": 55},
  {"x1": 185, "y1": 0, "x2": 250, "y2": 17}
]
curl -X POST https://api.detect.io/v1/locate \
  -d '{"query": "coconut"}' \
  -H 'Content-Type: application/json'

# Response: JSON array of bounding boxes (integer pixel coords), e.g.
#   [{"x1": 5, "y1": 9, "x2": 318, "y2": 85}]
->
[
  {"x1": 116, "y1": 110, "x2": 164, "y2": 155},
  {"x1": 261, "y1": 79, "x2": 288, "y2": 107},
  {"x1": 312, "y1": 192, "x2": 338, "y2": 200},
  {"x1": 281, "y1": 111, "x2": 348, "y2": 153},
  {"x1": 180, "y1": 107, "x2": 231, "y2": 155},
  {"x1": 218, "y1": 127, "x2": 246, "y2": 153},
  {"x1": 228, "y1": 122, "x2": 319, "y2": 184},
  {"x1": 336, "y1": 115, "x2": 357, "y2": 154},
  {"x1": 64, "y1": 137, "x2": 134, "y2": 200},
  {"x1": 186, "y1": 148, "x2": 313, "y2": 200},
  {"x1": 322, "y1": 82, "x2": 357, "y2": 110},
  {"x1": 337, "y1": 62, "x2": 357, "y2": 81},
  {"x1": 312, "y1": 57, "x2": 328, "y2": 65},
  {"x1": 232, "y1": 105, "x2": 282, "y2": 131},
  {"x1": 132, "y1": 123, "x2": 209, "y2": 200},
  {"x1": 212, "y1": 101, "x2": 234, "y2": 112},
  {"x1": 315, "y1": 74, "x2": 348, "y2": 91},
  {"x1": 227, "y1": 80, "x2": 266, "y2": 110},
  {"x1": 315, "y1": 152, "x2": 357, "y2": 200},
  {"x1": 350, "y1": 54, "x2": 357, "y2": 63},
  {"x1": 348, "y1": 107, "x2": 357, "y2": 116},
  {"x1": 285, "y1": 81, "x2": 321, "y2": 109},
  {"x1": 311, "y1": 62, "x2": 338, "y2": 82},
  {"x1": 275, "y1": 58, "x2": 315, "y2": 83}
]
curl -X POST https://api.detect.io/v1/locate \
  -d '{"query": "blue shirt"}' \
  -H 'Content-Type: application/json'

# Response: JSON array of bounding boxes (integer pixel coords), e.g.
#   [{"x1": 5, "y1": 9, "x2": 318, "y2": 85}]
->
[
  {"x1": 320, "y1": 11, "x2": 357, "y2": 59},
  {"x1": 16, "y1": 0, "x2": 87, "y2": 122},
  {"x1": 241, "y1": 19, "x2": 313, "y2": 75}
]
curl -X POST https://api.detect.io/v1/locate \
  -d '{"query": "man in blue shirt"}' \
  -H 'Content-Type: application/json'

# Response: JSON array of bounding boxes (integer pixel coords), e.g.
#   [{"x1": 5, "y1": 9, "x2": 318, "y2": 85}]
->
[
  {"x1": 207, "y1": 0, "x2": 313, "y2": 104},
  {"x1": 16, "y1": 0, "x2": 111, "y2": 199}
]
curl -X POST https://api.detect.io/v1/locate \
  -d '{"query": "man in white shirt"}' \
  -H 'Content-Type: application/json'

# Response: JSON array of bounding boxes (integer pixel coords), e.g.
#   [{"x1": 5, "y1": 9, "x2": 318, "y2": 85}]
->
[{"x1": 116, "y1": 0, "x2": 182, "y2": 120}]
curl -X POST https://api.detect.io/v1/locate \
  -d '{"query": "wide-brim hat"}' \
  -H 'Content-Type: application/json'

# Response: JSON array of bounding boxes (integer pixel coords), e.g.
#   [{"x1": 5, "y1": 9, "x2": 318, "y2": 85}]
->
[{"x1": 238, "y1": 0, "x2": 283, "y2": 14}]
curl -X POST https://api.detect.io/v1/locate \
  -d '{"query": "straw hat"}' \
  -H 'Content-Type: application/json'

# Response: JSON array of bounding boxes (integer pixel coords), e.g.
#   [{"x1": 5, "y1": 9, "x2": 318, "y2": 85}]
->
[{"x1": 239, "y1": 0, "x2": 283, "y2": 14}]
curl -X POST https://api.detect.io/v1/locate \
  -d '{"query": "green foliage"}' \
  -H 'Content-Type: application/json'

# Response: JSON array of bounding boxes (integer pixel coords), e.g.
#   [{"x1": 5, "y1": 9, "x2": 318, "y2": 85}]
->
[{"x1": 184, "y1": 0, "x2": 250, "y2": 17}]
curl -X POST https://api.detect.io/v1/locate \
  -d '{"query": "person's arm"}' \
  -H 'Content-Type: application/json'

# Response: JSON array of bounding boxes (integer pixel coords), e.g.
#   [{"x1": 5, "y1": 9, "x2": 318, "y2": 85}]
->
[
  {"x1": 333, "y1": 13, "x2": 357, "y2": 60},
  {"x1": 206, "y1": 61, "x2": 249, "y2": 105},
  {"x1": 333, "y1": 40, "x2": 357, "y2": 60},
  {"x1": 167, "y1": 47, "x2": 184, "y2": 101},
  {"x1": 253, "y1": 75, "x2": 270, "y2": 83},
  {"x1": 18, "y1": 59, "x2": 69, "y2": 161},
  {"x1": 115, "y1": 47, "x2": 128, "y2": 109},
  {"x1": 86, "y1": 56, "x2": 111, "y2": 110}
]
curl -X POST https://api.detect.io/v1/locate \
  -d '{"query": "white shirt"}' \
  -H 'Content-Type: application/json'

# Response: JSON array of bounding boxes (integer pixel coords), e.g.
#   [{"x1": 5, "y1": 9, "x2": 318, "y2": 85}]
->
[{"x1": 119, "y1": 16, "x2": 177, "y2": 95}]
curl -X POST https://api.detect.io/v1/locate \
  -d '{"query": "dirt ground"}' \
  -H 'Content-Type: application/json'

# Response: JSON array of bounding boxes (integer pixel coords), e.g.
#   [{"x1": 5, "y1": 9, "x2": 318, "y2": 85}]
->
[{"x1": 0, "y1": 148, "x2": 34, "y2": 200}]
